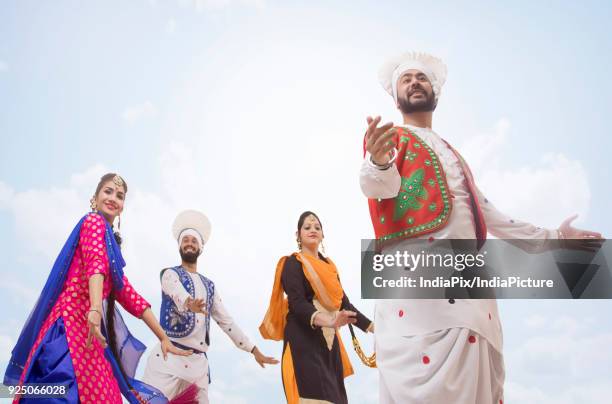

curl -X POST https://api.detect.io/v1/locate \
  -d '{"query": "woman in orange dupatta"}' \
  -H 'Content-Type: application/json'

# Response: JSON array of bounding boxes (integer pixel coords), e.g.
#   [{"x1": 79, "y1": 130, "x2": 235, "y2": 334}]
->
[{"x1": 260, "y1": 211, "x2": 373, "y2": 404}]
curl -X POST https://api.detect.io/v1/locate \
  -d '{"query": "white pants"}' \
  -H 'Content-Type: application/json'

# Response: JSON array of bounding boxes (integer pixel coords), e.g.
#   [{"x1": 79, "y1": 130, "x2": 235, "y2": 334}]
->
[
  {"x1": 142, "y1": 342, "x2": 210, "y2": 403},
  {"x1": 377, "y1": 328, "x2": 505, "y2": 404}
]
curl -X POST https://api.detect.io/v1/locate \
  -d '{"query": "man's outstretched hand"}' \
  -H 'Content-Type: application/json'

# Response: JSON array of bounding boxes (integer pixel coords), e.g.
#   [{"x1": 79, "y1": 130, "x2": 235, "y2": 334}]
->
[
  {"x1": 252, "y1": 346, "x2": 279, "y2": 368},
  {"x1": 365, "y1": 116, "x2": 395, "y2": 165},
  {"x1": 558, "y1": 214, "x2": 605, "y2": 252}
]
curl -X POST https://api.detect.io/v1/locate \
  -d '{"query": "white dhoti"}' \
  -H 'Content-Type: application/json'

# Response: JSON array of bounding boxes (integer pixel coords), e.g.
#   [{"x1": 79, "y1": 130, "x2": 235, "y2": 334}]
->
[
  {"x1": 376, "y1": 328, "x2": 505, "y2": 404},
  {"x1": 142, "y1": 342, "x2": 210, "y2": 404}
]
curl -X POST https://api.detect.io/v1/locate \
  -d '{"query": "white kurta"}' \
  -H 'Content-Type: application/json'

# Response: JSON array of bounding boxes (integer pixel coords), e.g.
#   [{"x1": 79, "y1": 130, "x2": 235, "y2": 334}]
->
[
  {"x1": 360, "y1": 123, "x2": 557, "y2": 403},
  {"x1": 143, "y1": 269, "x2": 254, "y2": 403}
]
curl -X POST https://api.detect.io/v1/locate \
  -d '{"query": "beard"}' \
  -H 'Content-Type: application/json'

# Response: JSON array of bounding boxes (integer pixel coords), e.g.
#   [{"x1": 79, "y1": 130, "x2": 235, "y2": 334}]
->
[
  {"x1": 180, "y1": 248, "x2": 200, "y2": 263},
  {"x1": 397, "y1": 87, "x2": 437, "y2": 114}
]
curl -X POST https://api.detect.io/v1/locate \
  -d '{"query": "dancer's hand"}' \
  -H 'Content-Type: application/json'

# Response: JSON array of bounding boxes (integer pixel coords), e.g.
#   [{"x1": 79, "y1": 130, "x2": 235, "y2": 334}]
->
[
  {"x1": 86, "y1": 309, "x2": 107, "y2": 349},
  {"x1": 251, "y1": 346, "x2": 279, "y2": 368},
  {"x1": 365, "y1": 116, "x2": 395, "y2": 166},
  {"x1": 332, "y1": 310, "x2": 357, "y2": 328},
  {"x1": 160, "y1": 337, "x2": 192, "y2": 360},
  {"x1": 558, "y1": 214, "x2": 604, "y2": 252},
  {"x1": 185, "y1": 297, "x2": 208, "y2": 315}
]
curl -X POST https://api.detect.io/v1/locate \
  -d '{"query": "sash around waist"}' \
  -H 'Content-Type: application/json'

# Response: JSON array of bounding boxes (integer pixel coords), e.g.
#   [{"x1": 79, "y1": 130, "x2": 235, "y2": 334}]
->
[{"x1": 171, "y1": 340, "x2": 207, "y2": 355}]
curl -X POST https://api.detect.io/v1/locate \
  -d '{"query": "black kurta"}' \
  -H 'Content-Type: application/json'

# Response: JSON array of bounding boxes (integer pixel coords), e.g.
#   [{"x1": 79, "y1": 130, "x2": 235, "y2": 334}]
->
[{"x1": 281, "y1": 254, "x2": 371, "y2": 404}]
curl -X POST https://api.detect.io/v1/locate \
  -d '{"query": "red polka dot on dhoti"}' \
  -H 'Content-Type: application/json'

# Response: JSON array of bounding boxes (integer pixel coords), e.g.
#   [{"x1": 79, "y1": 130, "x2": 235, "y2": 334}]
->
[
  {"x1": 422, "y1": 355, "x2": 430, "y2": 364},
  {"x1": 399, "y1": 309, "x2": 404, "y2": 317},
  {"x1": 468, "y1": 335, "x2": 477, "y2": 344}
]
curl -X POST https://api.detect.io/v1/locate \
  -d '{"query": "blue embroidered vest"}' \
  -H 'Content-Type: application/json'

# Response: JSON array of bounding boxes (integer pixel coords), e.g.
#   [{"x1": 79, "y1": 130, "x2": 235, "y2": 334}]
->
[{"x1": 160, "y1": 266, "x2": 215, "y2": 344}]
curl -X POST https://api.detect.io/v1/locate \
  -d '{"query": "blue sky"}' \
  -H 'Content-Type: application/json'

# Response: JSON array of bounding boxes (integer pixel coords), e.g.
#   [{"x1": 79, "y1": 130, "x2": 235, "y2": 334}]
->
[{"x1": 1, "y1": 1, "x2": 611, "y2": 403}]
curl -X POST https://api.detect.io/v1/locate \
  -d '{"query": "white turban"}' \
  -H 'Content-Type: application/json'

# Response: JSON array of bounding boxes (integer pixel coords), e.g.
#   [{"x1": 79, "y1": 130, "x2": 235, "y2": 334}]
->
[
  {"x1": 172, "y1": 210, "x2": 211, "y2": 252},
  {"x1": 378, "y1": 51, "x2": 447, "y2": 102},
  {"x1": 178, "y1": 228, "x2": 204, "y2": 248}
]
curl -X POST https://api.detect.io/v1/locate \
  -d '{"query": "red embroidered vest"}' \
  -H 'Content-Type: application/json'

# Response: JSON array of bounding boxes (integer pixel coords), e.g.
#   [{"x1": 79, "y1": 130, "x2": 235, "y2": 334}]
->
[{"x1": 363, "y1": 126, "x2": 488, "y2": 248}]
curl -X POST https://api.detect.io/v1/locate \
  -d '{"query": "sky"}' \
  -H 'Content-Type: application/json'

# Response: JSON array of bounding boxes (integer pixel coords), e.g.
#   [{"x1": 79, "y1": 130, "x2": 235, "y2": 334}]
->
[{"x1": 1, "y1": 0, "x2": 612, "y2": 403}]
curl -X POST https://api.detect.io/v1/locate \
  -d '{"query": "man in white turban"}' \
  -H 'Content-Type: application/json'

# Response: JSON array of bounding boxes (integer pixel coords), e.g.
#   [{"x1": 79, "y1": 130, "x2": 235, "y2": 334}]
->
[
  {"x1": 359, "y1": 52, "x2": 602, "y2": 403},
  {"x1": 142, "y1": 210, "x2": 278, "y2": 403}
]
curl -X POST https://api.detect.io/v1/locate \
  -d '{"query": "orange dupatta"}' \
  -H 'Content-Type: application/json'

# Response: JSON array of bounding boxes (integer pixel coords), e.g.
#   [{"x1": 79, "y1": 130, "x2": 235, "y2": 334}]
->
[{"x1": 259, "y1": 253, "x2": 354, "y2": 378}]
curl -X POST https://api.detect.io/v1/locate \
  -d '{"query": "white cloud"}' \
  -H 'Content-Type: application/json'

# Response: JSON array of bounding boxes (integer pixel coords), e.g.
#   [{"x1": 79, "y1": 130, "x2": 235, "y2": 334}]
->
[
  {"x1": 158, "y1": 141, "x2": 202, "y2": 208},
  {"x1": 459, "y1": 118, "x2": 510, "y2": 173},
  {"x1": 550, "y1": 315, "x2": 581, "y2": 334},
  {"x1": 0, "y1": 61, "x2": 8, "y2": 72},
  {"x1": 345, "y1": 365, "x2": 379, "y2": 403},
  {"x1": 505, "y1": 310, "x2": 612, "y2": 403},
  {"x1": 523, "y1": 313, "x2": 588, "y2": 336},
  {"x1": 511, "y1": 331, "x2": 612, "y2": 378},
  {"x1": 206, "y1": 377, "x2": 251, "y2": 403},
  {"x1": 11, "y1": 188, "x2": 85, "y2": 259},
  {"x1": 460, "y1": 118, "x2": 591, "y2": 229},
  {"x1": 505, "y1": 380, "x2": 549, "y2": 403},
  {"x1": 233, "y1": 356, "x2": 278, "y2": 388},
  {"x1": 0, "y1": 180, "x2": 15, "y2": 210},
  {"x1": 0, "y1": 334, "x2": 14, "y2": 363},
  {"x1": 0, "y1": 165, "x2": 108, "y2": 261},
  {"x1": 122, "y1": 101, "x2": 157, "y2": 124},
  {"x1": 506, "y1": 380, "x2": 612, "y2": 404},
  {"x1": 524, "y1": 313, "x2": 547, "y2": 329},
  {"x1": 69, "y1": 163, "x2": 109, "y2": 189},
  {"x1": 0, "y1": 279, "x2": 38, "y2": 306},
  {"x1": 165, "y1": 18, "x2": 176, "y2": 34}
]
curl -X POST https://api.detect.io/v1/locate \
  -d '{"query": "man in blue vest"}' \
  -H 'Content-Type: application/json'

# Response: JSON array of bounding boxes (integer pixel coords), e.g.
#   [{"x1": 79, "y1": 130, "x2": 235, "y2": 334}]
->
[{"x1": 142, "y1": 209, "x2": 278, "y2": 403}]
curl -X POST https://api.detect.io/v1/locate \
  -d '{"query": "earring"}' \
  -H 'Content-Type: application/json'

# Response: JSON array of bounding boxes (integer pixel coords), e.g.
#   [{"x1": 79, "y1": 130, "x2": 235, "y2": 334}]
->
[
  {"x1": 118, "y1": 215, "x2": 121, "y2": 231},
  {"x1": 297, "y1": 238, "x2": 302, "y2": 251},
  {"x1": 90, "y1": 197, "x2": 97, "y2": 212},
  {"x1": 320, "y1": 240, "x2": 326, "y2": 256}
]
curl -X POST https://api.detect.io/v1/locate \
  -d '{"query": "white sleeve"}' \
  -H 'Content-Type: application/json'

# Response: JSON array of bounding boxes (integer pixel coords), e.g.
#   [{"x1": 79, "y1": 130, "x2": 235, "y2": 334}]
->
[
  {"x1": 211, "y1": 291, "x2": 254, "y2": 353},
  {"x1": 359, "y1": 153, "x2": 402, "y2": 199},
  {"x1": 161, "y1": 270, "x2": 191, "y2": 313},
  {"x1": 477, "y1": 187, "x2": 558, "y2": 252}
]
